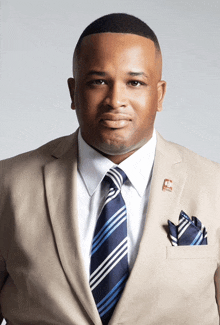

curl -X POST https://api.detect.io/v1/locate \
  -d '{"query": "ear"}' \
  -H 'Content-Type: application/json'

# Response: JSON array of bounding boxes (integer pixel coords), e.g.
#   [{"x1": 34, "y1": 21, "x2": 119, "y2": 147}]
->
[
  {"x1": 67, "y1": 78, "x2": 76, "y2": 110},
  {"x1": 157, "y1": 80, "x2": 167, "y2": 112}
]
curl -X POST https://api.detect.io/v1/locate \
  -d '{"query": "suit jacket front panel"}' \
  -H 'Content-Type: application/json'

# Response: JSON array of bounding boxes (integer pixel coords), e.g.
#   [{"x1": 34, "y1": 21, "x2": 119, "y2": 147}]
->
[
  {"x1": 109, "y1": 134, "x2": 220, "y2": 325},
  {"x1": 0, "y1": 133, "x2": 101, "y2": 325},
  {"x1": 0, "y1": 131, "x2": 220, "y2": 325}
]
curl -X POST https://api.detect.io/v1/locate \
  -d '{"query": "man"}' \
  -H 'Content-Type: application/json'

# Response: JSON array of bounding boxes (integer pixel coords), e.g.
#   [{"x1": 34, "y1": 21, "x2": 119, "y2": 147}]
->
[{"x1": 0, "y1": 13, "x2": 220, "y2": 325}]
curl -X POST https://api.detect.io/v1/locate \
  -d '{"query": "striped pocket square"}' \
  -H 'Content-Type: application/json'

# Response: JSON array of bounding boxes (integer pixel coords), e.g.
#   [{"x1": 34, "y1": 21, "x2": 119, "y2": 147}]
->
[{"x1": 168, "y1": 210, "x2": 207, "y2": 246}]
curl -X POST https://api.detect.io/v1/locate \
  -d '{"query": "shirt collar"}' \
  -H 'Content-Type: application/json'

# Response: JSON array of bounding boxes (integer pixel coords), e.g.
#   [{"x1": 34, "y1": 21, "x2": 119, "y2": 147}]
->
[
  {"x1": 118, "y1": 130, "x2": 156, "y2": 196},
  {"x1": 78, "y1": 129, "x2": 156, "y2": 197}
]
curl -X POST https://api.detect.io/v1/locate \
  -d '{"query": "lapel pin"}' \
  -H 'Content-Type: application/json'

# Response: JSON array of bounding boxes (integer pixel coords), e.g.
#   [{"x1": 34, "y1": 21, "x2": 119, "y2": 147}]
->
[{"x1": 163, "y1": 179, "x2": 173, "y2": 192}]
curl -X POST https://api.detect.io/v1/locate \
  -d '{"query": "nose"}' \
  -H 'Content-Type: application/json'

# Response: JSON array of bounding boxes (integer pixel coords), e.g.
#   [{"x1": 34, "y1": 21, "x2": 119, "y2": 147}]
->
[{"x1": 104, "y1": 82, "x2": 127, "y2": 109}]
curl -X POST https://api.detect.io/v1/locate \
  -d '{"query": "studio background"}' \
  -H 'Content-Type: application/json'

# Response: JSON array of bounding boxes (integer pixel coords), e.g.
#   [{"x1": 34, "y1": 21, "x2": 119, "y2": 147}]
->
[
  {"x1": 1, "y1": 0, "x2": 220, "y2": 163},
  {"x1": 0, "y1": 0, "x2": 220, "y2": 324}
]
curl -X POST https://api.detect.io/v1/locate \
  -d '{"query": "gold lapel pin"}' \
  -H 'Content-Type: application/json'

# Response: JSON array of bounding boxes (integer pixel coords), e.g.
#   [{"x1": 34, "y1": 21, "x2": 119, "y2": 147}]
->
[{"x1": 162, "y1": 179, "x2": 173, "y2": 192}]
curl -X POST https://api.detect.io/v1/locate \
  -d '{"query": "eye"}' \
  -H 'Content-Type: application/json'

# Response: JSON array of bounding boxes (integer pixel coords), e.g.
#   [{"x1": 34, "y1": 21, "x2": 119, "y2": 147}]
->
[
  {"x1": 128, "y1": 80, "x2": 145, "y2": 87},
  {"x1": 88, "y1": 79, "x2": 107, "y2": 86}
]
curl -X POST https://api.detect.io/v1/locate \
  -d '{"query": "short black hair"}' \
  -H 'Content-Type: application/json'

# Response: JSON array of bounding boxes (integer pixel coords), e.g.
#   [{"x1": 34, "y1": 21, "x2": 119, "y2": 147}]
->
[{"x1": 75, "y1": 13, "x2": 161, "y2": 54}]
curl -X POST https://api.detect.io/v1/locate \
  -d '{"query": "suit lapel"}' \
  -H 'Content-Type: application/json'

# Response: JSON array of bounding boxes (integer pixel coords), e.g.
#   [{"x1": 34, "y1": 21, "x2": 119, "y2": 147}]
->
[
  {"x1": 138, "y1": 132, "x2": 188, "y2": 250},
  {"x1": 44, "y1": 131, "x2": 101, "y2": 325},
  {"x1": 109, "y1": 132, "x2": 187, "y2": 324},
  {"x1": 43, "y1": 130, "x2": 188, "y2": 324}
]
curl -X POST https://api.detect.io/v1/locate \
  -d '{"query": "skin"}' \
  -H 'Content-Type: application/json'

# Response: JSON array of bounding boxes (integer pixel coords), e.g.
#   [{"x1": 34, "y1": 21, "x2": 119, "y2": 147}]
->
[{"x1": 68, "y1": 33, "x2": 166, "y2": 164}]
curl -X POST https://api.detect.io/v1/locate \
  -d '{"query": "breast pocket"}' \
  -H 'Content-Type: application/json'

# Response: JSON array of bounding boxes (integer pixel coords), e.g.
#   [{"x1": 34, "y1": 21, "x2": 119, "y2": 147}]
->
[
  {"x1": 165, "y1": 245, "x2": 218, "y2": 298},
  {"x1": 166, "y1": 245, "x2": 217, "y2": 259},
  {"x1": 160, "y1": 245, "x2": 219, "y2": 324}
]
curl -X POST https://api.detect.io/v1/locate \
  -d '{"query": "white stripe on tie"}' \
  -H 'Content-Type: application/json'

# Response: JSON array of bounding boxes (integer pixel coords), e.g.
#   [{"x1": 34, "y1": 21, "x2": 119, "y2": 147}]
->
[
  {"x1": 91, "y1": 216, "x2": 127, "y2": 256},
  {"x1": 92, "y1": 208, "x2": 126, "y2": 251},
  {"x1": 92, "y1": 206, "x2": 126, "y2": 244},
  {"x1": 90, "y1": 241, "x2": 128, "y2": 286},
  {"x1": 90, "y1": 237, "x2": 128, "y2": 279},
  {"x1": 90, "y1": 249, "x2": 128, "y2": 291}
]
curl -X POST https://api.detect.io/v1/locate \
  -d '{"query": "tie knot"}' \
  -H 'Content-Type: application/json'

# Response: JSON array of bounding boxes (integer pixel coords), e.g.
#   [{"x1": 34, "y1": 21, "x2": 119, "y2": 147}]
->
[{"x1": 104, "y1": 167, "x2": 127, "y2": 190}]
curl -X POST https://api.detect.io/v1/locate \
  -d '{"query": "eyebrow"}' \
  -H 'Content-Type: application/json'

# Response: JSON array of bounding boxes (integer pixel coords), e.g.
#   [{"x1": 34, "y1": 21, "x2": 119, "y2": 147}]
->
[
  {"x1": 86, "y1": 70, "x2": 107, "y2": 77},
  {"x1": 85, "y1": 70, "x2": 149, "y2": 79},
  {"x1": 127, "y1": 72, "x2": 149, "y2": 79}
]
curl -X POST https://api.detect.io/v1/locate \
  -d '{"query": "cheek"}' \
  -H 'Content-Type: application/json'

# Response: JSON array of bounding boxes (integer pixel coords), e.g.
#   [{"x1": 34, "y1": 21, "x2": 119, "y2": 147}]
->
[
  {"x1": 79, "y1": 89, "x2": 103, "y2": 112},
  {"x1": 132, "y1": 87, "x2": 157, "y2": 107},
  {"x1": 132, "y1": 98, "x2": 158, "y2": 128},
  {"x1": 75, "y1": 98, "x2": 99, "y2": 129}
]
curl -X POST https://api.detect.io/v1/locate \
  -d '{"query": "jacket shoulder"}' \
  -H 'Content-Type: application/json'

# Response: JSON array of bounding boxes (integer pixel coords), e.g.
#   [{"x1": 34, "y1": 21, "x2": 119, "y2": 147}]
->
[
  {"x1": 0, "y1": 132, "x2": 77, "y2": 185},
  {"x1": 173, "y1": 141, "x2": 219, "y2": 168},
  {"x1": 163, "y1": 136, "x2": 220, "y2": 177}
]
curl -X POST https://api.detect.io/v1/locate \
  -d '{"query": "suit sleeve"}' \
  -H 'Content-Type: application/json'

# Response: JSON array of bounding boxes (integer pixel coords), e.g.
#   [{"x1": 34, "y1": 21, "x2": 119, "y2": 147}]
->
[
  {"x1": 0, "y1": 161, "x2": 9, "y2": 323},
  {"x1": 214, "y1": 266, "x2": 220, "y2": 324},
  {"x1": 0, "y1": 252, "x2": 8, "y2": 323}
]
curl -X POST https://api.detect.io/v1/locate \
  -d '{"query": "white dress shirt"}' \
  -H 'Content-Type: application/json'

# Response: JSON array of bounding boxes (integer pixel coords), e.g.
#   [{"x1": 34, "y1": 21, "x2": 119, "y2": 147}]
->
[{"x1": 77, "y1": 129, "x2": 156, "y2": 279}]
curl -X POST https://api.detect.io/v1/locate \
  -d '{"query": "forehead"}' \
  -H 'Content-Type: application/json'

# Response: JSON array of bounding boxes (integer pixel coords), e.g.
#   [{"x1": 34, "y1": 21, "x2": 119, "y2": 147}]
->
[{"x1": 75, "y1": 33, "x2": 159, "y2": 75}]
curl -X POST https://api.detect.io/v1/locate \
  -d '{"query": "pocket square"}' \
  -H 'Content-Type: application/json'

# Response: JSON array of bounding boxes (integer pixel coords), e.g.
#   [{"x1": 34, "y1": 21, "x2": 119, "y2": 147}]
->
[{"x1": 168, "y1": 210, "x2": 207, "y2": 246}]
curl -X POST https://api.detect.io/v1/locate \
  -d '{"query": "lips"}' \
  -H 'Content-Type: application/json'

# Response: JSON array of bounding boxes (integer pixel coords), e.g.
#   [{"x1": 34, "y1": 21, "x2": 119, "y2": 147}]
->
[{"x1": 99, "y1": 113, "x2": 131, "y2": 129}]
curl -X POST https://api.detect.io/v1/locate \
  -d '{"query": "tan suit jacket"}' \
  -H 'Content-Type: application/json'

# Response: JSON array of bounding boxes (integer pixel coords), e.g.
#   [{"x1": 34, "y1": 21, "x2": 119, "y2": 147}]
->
[{"x1": 0, "y1": 130, "x2": 220, "y2": 325}]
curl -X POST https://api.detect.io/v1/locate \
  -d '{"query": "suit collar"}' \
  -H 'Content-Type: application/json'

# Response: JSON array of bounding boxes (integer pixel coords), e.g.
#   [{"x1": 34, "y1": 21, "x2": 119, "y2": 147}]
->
[
  {"x1": 155, "y1": 130, "x2": 182, "y2": 165},
  {"x1": 50, "y1": 130, "x2": 79, "y2": 159}
]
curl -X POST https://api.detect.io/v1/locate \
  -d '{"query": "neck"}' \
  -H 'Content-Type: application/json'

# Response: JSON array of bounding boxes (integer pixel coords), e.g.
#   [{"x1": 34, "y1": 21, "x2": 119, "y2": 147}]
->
[{"x1": 100, "y1": 150, "x2": 138, "y2": 164}]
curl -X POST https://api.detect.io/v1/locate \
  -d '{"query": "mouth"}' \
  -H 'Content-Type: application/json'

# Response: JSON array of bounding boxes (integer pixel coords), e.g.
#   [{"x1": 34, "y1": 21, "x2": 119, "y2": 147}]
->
[{"x1": 99, "y1": 113, "x2": 132, "y2": 129}]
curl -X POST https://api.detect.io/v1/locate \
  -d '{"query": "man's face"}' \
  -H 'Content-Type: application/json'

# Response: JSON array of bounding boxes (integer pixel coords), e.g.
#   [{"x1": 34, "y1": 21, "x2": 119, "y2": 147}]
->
[{"x1": 68, "y1": 33, "x2": 166, "y2": 163}]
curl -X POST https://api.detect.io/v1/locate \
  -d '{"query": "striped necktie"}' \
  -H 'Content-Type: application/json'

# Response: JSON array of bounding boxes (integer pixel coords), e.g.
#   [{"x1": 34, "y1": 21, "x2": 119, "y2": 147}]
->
[{"x1": 90, "y1": 166, "x2": 129, "y2": 325}]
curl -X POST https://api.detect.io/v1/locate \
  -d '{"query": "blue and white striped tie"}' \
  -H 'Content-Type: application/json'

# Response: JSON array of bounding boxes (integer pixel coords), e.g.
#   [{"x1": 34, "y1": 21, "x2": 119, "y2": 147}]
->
[{"x1": 90, "y1": 166, "x2": 129, "y2": 325}]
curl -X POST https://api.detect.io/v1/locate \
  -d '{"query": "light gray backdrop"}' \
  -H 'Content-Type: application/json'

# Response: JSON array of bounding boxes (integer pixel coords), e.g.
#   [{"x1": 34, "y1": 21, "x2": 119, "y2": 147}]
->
[
  {"x1": 1, "y1": 0, "x2": 220, "y2": 163},
  {"x1": 0, "y1": 0, "x2": 220, "y2": 323}
]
